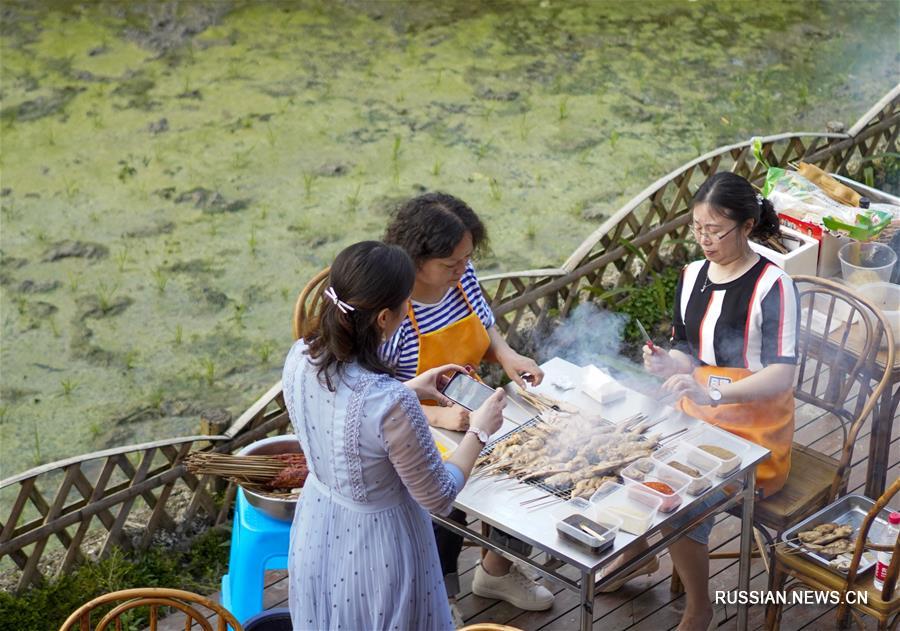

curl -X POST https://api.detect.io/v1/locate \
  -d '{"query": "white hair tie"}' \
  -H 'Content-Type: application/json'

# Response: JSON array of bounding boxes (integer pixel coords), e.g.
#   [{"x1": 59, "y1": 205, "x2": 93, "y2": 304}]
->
[
  {"x1": 324, "y1": 286, "x2": 355, "y2": 314},
  {"x1": 756, "y1": 193, "x2": 764, "y2": 207}
]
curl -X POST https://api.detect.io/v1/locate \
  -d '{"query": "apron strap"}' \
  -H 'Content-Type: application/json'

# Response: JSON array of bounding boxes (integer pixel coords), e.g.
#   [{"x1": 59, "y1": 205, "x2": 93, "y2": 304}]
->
[{"x1": 407, "y1": 282, "x2": 476, "y2": 337}]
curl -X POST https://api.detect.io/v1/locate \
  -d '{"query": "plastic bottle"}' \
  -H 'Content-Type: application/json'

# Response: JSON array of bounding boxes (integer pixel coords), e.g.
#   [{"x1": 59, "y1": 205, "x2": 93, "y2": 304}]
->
[{"x1": 873, "y1": 512, "x2": 900, "y2": 592}]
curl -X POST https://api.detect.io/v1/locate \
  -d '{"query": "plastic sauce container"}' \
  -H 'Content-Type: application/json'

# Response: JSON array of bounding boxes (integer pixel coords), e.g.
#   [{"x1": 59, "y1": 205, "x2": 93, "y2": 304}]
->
[
  {"x1": 652, "y1": 444, "x2": 717, "y2": 496},
  {"x1": 589, "y1": 481, "x2": 661, "y2": 535},
  {"x1": 620, "y1": 458, "x2": 690, "y2": 512},
  {"x1": 683, "y1": 426, "x2": 750, "y2": 477}
]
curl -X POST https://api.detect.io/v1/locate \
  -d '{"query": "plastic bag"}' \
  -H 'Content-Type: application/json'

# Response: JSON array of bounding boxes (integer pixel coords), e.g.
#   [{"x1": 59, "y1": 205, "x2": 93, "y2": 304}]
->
[{"x1": 762, "y1": 168, "x2": 892, "y2": 241}]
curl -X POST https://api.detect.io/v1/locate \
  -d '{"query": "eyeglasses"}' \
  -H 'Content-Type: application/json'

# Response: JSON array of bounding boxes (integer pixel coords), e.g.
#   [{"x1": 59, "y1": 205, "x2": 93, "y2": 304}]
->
[{"x1": 691, "y1": 222, "x2": 739, "y2": 242}]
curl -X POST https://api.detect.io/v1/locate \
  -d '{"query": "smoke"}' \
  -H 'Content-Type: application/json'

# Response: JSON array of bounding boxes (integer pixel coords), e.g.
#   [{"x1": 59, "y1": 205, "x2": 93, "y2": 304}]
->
[
  {"x1": 534, "y1": 302, "x2": 665, "y2": 396},
  {"x1": 535, "y1": 302, "x2": 626, "y2": 367}
]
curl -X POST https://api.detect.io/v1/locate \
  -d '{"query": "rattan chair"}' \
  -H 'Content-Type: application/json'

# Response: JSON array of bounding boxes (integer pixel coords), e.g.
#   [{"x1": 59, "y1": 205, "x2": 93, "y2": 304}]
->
[
  {"x1": 671, "y1": 275, "x2": 895, "y2": 594},
  {"x1": 768, "y1": 478, "x2": 900, "y2": 630},
  {"x1": 58, "y1": 587, "x2": 243, "y2": 631},
  {"x1": 292, "y1": 267, "x2": 330, "y2": 340}
]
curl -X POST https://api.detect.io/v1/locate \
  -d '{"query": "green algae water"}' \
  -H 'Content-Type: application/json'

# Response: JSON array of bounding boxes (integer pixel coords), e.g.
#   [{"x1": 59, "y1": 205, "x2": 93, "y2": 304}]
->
[{"x1": 1, "y1": 0, "x2": 898, "y2": 478}]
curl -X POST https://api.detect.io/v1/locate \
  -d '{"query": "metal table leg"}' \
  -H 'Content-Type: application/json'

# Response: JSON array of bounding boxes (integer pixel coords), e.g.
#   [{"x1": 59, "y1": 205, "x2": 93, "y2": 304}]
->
[
  {"x1": 737, "y1": 468, "x2": 756, "y2": 631},
  {"x1": 580, "y1": 568, "x2": 595, "y2": 631}
]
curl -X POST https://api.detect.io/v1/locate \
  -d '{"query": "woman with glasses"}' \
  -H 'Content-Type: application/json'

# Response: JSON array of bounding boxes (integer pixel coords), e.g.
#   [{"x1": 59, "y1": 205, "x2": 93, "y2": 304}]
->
[
  {"x1": 382, "y1": 192, "x2": 554, "y2": 616},
  {"x1": 642, "y1": 171, "x2": 800, "y2": 631}
]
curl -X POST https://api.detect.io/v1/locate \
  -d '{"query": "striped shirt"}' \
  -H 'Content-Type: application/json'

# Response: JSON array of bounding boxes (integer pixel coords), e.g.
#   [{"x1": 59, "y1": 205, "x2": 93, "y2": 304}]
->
[
  {"x1": 671, "y1": 257, "x2": 800, "y2": 372},
  {"x1": 381, "y1": 262, "x2": 495, "y2": 380}
]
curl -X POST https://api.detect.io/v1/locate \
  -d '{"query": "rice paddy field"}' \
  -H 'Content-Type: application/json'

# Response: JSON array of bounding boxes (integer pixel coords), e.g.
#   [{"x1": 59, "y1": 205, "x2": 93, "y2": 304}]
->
[{"x1": 1, "y1": 0, "x2": 897, "y2": 478}]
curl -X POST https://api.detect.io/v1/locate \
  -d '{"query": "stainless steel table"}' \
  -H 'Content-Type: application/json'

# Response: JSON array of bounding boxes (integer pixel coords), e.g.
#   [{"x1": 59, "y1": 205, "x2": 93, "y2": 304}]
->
[{"x1": 431, "y1": 357, "x2": 769, "y2": 631}]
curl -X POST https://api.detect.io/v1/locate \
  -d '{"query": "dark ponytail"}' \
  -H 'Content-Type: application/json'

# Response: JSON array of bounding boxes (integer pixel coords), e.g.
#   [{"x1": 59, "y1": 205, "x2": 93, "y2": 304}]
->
[
  {"x1": 692, "y1": 172, "x2": 781, "y2": 242},
  {"x1": 305, "y1": 241, "x2": 415, "y2": 390}
]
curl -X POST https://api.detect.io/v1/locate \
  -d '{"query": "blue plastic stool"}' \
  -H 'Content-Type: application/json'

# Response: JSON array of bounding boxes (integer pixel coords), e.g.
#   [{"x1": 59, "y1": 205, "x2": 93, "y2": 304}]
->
[{"x1": 221, "y1": 488, "x2": 291, "y2": 626}]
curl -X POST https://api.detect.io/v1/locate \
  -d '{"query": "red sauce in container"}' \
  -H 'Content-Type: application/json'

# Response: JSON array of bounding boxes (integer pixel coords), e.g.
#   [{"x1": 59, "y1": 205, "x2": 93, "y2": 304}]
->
[{"x1": 643, "y1": 481, "x2": 675, "y2": 495}]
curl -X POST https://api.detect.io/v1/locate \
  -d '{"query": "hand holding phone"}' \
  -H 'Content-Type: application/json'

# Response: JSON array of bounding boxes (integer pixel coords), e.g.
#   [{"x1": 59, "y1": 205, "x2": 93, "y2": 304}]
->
[
  {"x1": 469, "y1": 388, "x2": 506, "y2": 436},
  {"x1": 441, "y1": 372, "x2": 496, "y2": 411}
]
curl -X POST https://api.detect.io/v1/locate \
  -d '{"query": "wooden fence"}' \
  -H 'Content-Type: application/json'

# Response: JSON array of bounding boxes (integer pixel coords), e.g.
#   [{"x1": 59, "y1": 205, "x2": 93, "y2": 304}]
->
[{"x1": 2, "y1": 84, "x2": 897, "y2": 592}]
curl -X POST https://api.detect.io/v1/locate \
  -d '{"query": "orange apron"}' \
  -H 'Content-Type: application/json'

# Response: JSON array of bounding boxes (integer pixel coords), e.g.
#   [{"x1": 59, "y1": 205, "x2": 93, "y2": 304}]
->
[
  {"x1": 409, "y1": 283, "x2": 491, "y2": 388},
  {"x1": 678, "y1": 365, "x2": 794, "y2": 499}
]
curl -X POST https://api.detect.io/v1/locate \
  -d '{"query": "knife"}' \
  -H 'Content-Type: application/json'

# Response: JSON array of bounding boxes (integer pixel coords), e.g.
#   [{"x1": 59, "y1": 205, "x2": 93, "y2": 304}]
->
[{"x1": 635, "y1": 318, "x2": 659, "y2": 353}]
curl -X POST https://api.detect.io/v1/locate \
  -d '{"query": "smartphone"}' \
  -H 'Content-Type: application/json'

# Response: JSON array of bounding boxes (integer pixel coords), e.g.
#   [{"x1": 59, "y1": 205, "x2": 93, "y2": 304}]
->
[{"x1": 441, "y1": 372, "x2": 496, "y2": 411}]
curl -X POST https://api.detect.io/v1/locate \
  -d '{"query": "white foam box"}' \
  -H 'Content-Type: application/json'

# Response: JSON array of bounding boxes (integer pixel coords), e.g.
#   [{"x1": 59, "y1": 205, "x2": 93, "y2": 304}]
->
[{"x1": 749, "y1": 225, "x2": 819, "y2": 277}]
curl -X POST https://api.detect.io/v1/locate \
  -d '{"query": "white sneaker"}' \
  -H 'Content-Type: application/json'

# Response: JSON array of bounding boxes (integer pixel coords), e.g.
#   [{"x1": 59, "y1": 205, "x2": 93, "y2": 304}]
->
[
  {"x1": 472, "y1": 563, "x2": 554, "y2": 611},
  {"x1": 448, "y1": 600, "x2": 464, "y2": 628},
  {"x1": 515, "y1": 560, "x2": 543, "y2": 582}
]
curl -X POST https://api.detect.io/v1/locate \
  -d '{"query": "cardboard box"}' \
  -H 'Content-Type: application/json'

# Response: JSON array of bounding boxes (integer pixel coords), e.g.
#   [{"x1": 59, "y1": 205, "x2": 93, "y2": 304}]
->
[
  {"x1": 749, "y1": 225, "x2": 819, "y2": 277},
  {"x1": 777, "y1": 212, "x2": 851, "y2": 278}
]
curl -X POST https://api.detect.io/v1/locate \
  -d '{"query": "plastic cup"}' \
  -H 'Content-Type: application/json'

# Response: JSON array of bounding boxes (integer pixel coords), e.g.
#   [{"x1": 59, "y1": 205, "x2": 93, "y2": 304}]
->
[{"x1": 839, "y1": 242, "x2": 897, "y2": 286}]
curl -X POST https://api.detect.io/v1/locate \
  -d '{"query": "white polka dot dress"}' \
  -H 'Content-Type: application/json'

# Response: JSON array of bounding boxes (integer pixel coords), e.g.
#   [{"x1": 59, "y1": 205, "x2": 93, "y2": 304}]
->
[{"x1": 283, "y1": 341, "x2": 460, "y2": 631}]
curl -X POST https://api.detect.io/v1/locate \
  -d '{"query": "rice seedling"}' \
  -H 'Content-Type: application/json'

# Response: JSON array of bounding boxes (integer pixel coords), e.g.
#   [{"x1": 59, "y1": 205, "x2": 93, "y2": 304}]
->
[
  {"x1": 248, "y1": 226, "x2": 258, "y2": 256},
  {"x1": 231, "y1": 303, "x2": 246, "y2": 329},
  {"x1": 558, "y1": 96, "x2": 570, "y2": 121},
  {"x1": 525, "y1": 219, "x2": 537, "y2": 240},
  {"x1": 475, "y1": 137, "x2": 494, "y2": 161},
  {"x1": 488, "y1": 177, "x2": 502, "y2": 202},
  {"x1": 173, "y1": 324, "x2": 183, "y2": 346},
  {"x1": 68, "y1": 273, "x2": 80, "y2": 292},
  {"x1": 62, "y1": 176, "x2": 78, "y2": 202},
  {"x1": 391, "y1": 135, "x2": 402, "y2": 165},
  {"x1": 152, "y1": 267, "x2": 168, "y2": 293},
  {"x1": 124, "y1": 350, "x2": 138, "y2": 370},
  {"x1": 48, "y1": 316, "x2": 60, "y2": 338},
  {"x1": 0, "y1": 405, "x2": 8, "y2": 424},
  {"x1": 346, "y1": 183, "x2": 362, "y2": 212},
  {"x1": 431, "y1": 159, "x2": 443, "y2": 177},
  {"x1": 201, "y1": 358, "x2": 216, "y2": 386},
  {"x1": 232, "y1": 145, "x2": 255, "y2": 170},
  {"x1": 266, "y1": 122, "x2": 276, "y2": 147},
  {"x1": 96, "y1": 282, "x2": 118, "y2": 314},
  {"x1": 89, "y1": 420, "x2": 103, "y2": 441},
  {"x1": 303, "y1": 172, "x2": 316, "y2": 199},
  {"x1": 281, "y1": 287, "x2": 290, "y2": 300},
  {"x1": 87, "y1": 109, "x2": 104, "y2": 129},
  {"x1": 256, "y1": 340, "x2": 275, "y2": 364},
  {"x1": 115, "y1": 247, "x2": 129, "y2": 272},
  {"x1": 46, "y1": 122, "x2": 56, "y2": 146},
  {"x1": 149, "y1": 387, "x2": 164, "y2": 410},
  {"x1": 609, "y1": 130, "x2": 620, "y2": 151},
  {"x1": 15, "y1": 296, "x2": 27, "y2": 315},
  {"x1": 34, "y1": 229, "x2": 48, "y2": 244},
  {"x1": 60, "y1": 378, "x2": 77, "y2": 396},
  {"x1": 432, "y1": 68, "x2": 443, "y2": 88},
  {"x1": 31, "y1": 422, "x2": 42, "y2": 466}
]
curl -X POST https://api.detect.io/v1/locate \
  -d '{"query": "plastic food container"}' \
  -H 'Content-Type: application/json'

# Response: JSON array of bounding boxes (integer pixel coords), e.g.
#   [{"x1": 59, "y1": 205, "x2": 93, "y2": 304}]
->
[
  {"x1": 682, "y1": 426, "x2": 750, "y2": 477},
  {"x1": 652, "y1": 444, "x2": 717, "y2": 496},
  {"x1": 857, "y1": 282, "x2": 900, "y2": 349},
  {"x1": 589, "y1": 481, "x2": 661, "y2": 535},
  {"x1": 620, "y1": 458, "x2": 690, "y2": 512},
  {"x1": 839, "y1": 241, "x2": 897, "y2": 286},
  {"x1": 552, "y1": 498, "x2": 621, "y2": 554}
]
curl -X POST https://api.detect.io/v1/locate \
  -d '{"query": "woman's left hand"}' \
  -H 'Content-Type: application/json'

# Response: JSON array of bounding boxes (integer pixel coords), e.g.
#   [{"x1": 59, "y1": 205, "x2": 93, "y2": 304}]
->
[
  {"x1": 405, "y1": 363, "x2": 467, "y2": 404},
  {"x1": 498, "y1": 351, "x2": 544, "y2": 388},
  {"x1": 661, "y1": 373, "x2": 713, "y2": 406}
]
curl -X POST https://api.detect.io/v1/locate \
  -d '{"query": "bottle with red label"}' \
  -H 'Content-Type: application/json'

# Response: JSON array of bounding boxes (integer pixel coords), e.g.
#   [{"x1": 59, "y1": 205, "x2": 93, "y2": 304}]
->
[{"x1": 873, "y1": 512, "x2": 900, "y2": 593}]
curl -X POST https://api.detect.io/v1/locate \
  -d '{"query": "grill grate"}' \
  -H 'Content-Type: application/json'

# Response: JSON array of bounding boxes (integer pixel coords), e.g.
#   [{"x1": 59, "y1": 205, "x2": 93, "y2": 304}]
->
[{"x1": 480, "y1": 419, "x2": 575, "y2": 499}]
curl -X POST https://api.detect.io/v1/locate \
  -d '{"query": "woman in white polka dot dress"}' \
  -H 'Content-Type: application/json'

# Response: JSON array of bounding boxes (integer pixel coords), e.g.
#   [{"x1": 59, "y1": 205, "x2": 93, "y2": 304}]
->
[{"x1": 282, "y1": 241, "x2": 505, "y2": 630}]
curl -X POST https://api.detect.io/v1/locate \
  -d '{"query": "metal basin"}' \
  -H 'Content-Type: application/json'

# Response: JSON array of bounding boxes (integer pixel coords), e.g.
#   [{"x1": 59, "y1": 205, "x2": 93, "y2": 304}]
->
[{"x1": 236, "y1": 434, "x2": 302, "y2": 522}]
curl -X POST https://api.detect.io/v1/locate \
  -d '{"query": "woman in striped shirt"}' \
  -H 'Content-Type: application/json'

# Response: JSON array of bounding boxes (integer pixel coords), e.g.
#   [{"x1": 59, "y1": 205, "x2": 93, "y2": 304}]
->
[
  {"x1": 382, "y1": 192, "x2": 555, "y2": 614},
  {"x1": 644, "y1": 172, "x2": 800, "y2": 631}
]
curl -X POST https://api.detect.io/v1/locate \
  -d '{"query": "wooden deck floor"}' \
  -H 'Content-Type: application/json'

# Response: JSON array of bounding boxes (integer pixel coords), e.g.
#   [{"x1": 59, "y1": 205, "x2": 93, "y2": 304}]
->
[{"x1": 158, "y1": 385, "x2": 898, "y2": 631}]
